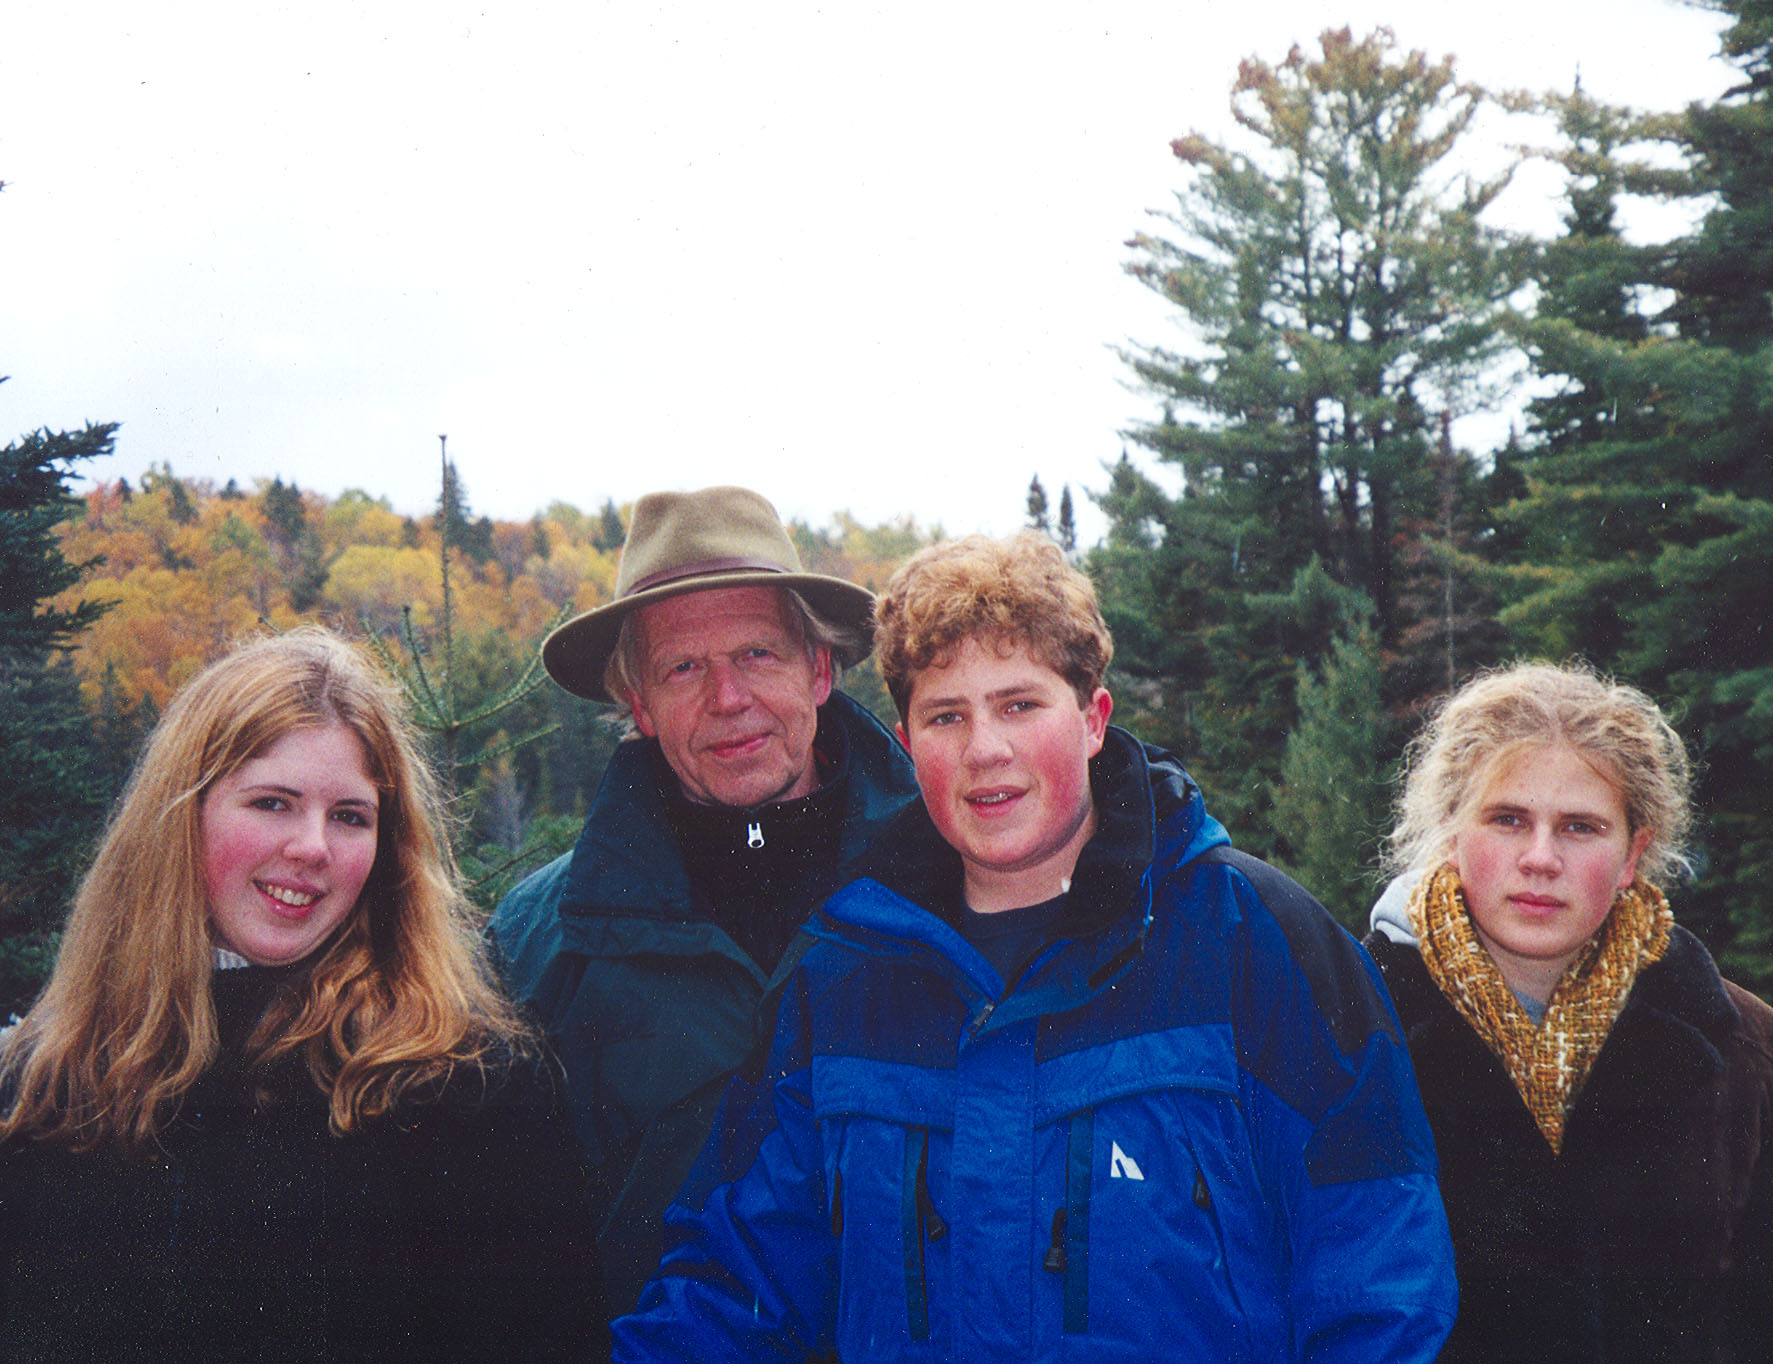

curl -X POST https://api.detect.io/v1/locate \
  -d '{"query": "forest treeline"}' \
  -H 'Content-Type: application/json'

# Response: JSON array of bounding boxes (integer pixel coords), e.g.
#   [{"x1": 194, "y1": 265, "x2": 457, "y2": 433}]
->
[
  {"x1": 0, "y1": 454, "x2": 940, "y2": 1013},
  {"x1": 6, "y1": 8, "x2": 1773, "y2": 1014}
]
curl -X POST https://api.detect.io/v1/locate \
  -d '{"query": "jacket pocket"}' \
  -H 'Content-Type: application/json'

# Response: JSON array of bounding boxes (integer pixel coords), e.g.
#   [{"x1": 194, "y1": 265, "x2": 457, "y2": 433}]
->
[
  {"x1": 813, "y1": 1056, "x2": 956, "y2": 1354},
  {"x1": 1034, "y1": 1028, "x2": 1261, "y2": 1361},
  {"x1": 1077, "y1": 1091, "x2": 1259, "y2": 1363}
]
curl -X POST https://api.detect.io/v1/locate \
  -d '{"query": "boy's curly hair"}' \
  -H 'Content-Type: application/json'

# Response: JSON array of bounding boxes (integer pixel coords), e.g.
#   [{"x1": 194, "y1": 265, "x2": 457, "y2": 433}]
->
[{"x1": 874, "y1": 532, "x2": 1111, "y2": 718}]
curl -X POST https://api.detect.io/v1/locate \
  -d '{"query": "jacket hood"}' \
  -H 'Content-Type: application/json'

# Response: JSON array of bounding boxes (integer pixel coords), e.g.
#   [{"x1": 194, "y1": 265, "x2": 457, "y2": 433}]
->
[{"x1": 1369, "y1": 870, "x2": 1424, "y2": 946}]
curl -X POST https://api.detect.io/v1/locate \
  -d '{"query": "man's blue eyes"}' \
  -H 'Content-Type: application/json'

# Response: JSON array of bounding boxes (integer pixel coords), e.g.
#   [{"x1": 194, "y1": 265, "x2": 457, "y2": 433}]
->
[{"x1": 666, "y1": 649, "x2": 778, "y2": 675}]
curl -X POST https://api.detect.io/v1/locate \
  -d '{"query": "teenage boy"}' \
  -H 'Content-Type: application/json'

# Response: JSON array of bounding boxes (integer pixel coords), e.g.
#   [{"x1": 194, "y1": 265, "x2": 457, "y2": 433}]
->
[{"x1": 613, "y1": 533, "x2": 1456, "y2": 1363}]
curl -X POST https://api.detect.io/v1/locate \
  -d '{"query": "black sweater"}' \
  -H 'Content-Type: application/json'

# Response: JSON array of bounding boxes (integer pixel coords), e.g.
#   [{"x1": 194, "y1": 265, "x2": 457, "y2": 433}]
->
[{"x1": 0, "y1": 967, "x2": 602, "y2": 1363}]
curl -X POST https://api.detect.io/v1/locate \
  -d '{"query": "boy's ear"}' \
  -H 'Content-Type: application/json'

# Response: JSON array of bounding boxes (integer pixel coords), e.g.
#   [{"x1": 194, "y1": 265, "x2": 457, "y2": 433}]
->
[
  {"x1": 894, "y1": 720, "x2": 910, "y2": 751},
  {"x1": 1083, "y1": 687, "x2": 1112, "y2": 756}
]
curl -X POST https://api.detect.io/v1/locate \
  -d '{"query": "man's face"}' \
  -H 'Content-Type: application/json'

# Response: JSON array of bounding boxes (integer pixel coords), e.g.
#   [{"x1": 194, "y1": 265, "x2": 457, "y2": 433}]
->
[{"x1": 628, "y1": 585, "x2": 833, "y2": 809}]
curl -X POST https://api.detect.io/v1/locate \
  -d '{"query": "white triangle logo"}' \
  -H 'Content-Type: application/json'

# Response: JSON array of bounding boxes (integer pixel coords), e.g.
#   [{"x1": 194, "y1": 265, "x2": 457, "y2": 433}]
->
[{"x1": 1109, "y1": 1140, "x2": 1145, "y2": 1181}]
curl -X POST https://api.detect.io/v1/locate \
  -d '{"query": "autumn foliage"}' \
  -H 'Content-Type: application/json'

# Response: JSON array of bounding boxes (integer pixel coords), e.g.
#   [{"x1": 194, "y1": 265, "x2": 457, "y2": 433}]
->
[{"x1": 53, "y1": 472, "x2": 619, "y2": 715}]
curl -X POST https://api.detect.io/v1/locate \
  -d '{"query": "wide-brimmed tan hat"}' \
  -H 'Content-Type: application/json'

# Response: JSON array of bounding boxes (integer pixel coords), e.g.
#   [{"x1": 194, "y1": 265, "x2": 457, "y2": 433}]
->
[{"x1": 541, "y1": 485, "x2": 876, "y2": 702}]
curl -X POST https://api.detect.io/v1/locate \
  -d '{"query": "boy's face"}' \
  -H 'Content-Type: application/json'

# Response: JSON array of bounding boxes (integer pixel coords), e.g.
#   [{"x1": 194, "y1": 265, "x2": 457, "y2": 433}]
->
[{"x1": 897, "y1": 637, "x2": 1111, "y2": 914}]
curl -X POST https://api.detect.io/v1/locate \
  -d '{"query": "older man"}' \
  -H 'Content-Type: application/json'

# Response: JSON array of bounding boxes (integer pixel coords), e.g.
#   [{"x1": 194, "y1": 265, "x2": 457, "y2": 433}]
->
[{"x1": 490, "y1": 486, "x2": 919, "y2": 1320}]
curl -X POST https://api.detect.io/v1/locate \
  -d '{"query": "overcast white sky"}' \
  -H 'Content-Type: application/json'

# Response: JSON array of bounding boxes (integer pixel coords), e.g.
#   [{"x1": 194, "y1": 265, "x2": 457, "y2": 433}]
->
[{"x1": 0, "y1": 1, "x2": 1740, "y2": 544}]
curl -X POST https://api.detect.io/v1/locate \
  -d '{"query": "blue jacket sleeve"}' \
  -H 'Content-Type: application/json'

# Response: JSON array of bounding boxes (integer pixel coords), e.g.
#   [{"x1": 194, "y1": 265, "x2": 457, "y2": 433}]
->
[
  {"x1": 611, "y1": 972, "x2": 838, "y2": 1364},
  {"x1": 1226, "y1": 862, "x2": 1457, "y2": 1363}
]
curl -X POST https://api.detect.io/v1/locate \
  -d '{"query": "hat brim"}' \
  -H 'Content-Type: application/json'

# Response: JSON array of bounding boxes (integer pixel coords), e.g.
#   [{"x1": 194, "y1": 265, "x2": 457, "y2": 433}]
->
[{"x1": 541, "y1": 570, "x2": 877, "y2": 703}]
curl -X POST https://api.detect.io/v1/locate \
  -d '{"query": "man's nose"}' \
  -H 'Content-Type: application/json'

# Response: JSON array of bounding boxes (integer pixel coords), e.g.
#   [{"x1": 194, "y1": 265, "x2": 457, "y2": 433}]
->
[{"x1": 705, "y1": 659, "x2": 751, "y2": 712}]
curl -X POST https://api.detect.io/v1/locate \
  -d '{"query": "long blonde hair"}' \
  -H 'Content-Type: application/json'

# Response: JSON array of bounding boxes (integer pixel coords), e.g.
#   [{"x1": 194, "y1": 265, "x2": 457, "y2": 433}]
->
[
  {"x1": 0, "y1": 627, "x2": 529, "y2": 1151},
  {"x1": 1386, "y1": 660, "x2": 1693, "y2": 886}
]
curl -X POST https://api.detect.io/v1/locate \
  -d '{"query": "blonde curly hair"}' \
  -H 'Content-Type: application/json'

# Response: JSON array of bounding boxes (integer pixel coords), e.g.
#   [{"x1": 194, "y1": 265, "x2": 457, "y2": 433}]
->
[{"x1": 1386, "y1": 660, "x2": 1693, "y2": 886}]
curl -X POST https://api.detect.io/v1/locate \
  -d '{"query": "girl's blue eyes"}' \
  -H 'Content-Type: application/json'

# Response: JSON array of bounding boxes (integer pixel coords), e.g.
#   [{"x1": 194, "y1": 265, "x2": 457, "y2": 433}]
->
[{"x1": 1488, "y1": 812, "x2": 1603, "y2": 836}]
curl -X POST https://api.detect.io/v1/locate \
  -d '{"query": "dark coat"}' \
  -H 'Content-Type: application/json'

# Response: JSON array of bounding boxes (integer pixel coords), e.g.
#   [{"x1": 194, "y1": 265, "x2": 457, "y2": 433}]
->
[
  {"x1": 1366, "y1": 926, "x2": 1773, "y2": 1363},
  {"x1": 487, "y1": 690, "x2": 919, "y2": 1317},
  {"x1": 0, "y1": 966, "x2": 602, "y2": 1364}
]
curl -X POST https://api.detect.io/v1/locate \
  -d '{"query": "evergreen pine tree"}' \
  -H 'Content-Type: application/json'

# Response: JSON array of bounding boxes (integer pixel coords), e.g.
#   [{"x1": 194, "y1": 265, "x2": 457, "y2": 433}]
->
[
  {"x1": 259, "y1": 474, "x2": 327, "y2": 609},
  {"x1": 0, "y1": 400, "x2": 117, "y2": 1013},
  {"x1": 0, "y1": 654, "x2": 112, "y2": 1013},
  {"x1": 364, "y1": 446, "x2": 573, "y2": 909},
  {"x1": 1057, "y1": 486, "x2": 1078, "y2": 555},
  {"x1": 261, "y1": 475, "x2": 307, "y2": 549},
  {"x1": 1122, "y1": 28, "x2": 1518, "y2": 647},
  {"x1": 1103, "y1": 28, "x2": 1516, "y2": 857},
  {"x1": 593, "y1": 499, "x2": 626, "y2": 553},
  {"x1": 1272, "y1": 622, "x2": 1385, "y2": 929},
  {"x1": 1, "y1": 419, "x2": 115, "y2": 653}
]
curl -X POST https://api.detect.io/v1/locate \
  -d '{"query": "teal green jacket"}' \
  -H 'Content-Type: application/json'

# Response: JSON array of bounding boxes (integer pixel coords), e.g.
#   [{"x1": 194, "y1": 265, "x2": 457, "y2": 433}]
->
[{"x1": 488, "y1": 690, "x2": 918, "y2": 1318}]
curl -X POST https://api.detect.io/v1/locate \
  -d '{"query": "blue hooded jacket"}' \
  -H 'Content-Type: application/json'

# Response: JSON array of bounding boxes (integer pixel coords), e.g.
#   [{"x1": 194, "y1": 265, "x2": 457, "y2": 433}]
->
[{"x1": 614, "y1": 728, "x2": 1456, "y2": 1362}]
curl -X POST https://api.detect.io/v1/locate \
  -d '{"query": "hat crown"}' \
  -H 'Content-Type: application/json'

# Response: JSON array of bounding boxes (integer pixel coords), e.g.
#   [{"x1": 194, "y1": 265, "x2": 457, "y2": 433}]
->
[{"x1": 616, "y1": 486, "x2": 802, "y2": 599}]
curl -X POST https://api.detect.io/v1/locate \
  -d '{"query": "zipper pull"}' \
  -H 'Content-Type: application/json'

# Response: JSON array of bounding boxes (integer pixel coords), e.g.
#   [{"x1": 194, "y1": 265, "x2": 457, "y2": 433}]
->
[
  {"x1": 1043, "y1": 1207, "x2": 1067, "y2": 1272},
  {"x1": 746, "y1": 821, "x2": 764, "y2": 849}
]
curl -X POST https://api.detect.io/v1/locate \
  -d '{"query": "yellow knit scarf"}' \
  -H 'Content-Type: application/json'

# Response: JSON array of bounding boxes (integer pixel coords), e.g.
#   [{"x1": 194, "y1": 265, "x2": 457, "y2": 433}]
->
[{"x1": 1408, "y1": 863, "x2": 1672, "y2": 1153}]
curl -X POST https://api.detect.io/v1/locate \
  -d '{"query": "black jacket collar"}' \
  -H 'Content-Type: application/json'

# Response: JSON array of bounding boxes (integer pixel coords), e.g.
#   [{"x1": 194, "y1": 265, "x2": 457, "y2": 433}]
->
[{"x1": 851, "y1": 725, "x2": 1184, "y2": 938}]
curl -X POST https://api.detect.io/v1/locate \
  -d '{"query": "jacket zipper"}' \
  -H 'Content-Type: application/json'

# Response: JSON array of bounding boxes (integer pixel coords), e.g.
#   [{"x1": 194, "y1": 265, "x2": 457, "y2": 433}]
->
[
  {"x1": 900, "y1": 1126, "x2": 946, "y2": 1341},
  {"x1": 900, "y1": 1128, "x2": 927, "y2": 1340},
  {"x1": 1041, "y1": 1108, "x2": 1092, "y2": 1333}
]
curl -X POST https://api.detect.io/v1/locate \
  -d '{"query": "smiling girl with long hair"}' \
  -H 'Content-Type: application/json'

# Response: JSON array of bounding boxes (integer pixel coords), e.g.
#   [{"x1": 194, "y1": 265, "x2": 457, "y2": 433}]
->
[{"x1": 0, "y1": 627, "x2": 597, "y2": 1362}]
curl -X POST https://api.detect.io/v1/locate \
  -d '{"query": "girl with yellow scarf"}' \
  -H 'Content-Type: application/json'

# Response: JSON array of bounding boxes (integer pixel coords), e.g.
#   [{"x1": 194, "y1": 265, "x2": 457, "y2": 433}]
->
[{"x1": 1364, "y1": 661, "x2": 1773, "y2": 1363}]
